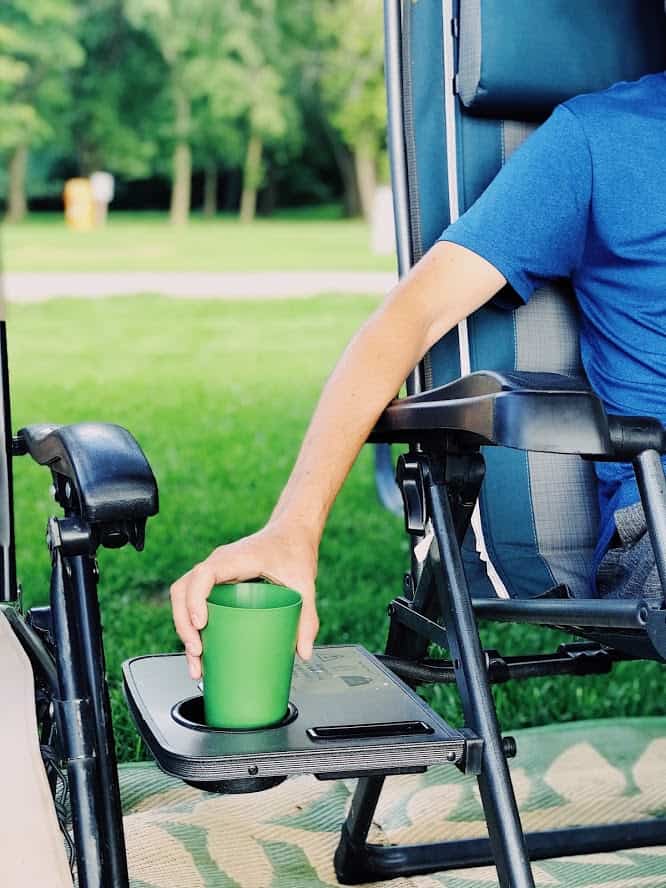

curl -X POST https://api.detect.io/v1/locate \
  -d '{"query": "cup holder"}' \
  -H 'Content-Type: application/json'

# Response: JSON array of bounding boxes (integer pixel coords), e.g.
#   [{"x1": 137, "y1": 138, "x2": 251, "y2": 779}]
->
[{"x1": 172, "y1": 695, "x2": 299, "y2": 733}]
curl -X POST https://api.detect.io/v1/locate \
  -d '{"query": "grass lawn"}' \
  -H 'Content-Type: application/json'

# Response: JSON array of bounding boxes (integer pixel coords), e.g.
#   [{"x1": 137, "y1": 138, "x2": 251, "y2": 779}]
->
[
  {"x1": 2, "y1": 209, "x2": 395, "y2": 273},
  {"x1": 7, "y1": 295, "x2": 665, "y2": 763}
]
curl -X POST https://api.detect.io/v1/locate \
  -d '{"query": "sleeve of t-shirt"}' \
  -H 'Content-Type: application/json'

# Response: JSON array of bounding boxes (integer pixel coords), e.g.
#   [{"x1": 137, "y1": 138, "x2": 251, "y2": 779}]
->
[{"x1": 439, "y1": 104, "x2": 592, "y2": 304}]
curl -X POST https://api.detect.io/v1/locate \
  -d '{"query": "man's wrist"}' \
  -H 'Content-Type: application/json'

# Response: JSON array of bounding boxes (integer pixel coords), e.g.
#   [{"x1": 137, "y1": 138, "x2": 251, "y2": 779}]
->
[{"x1": 267, "y1": 503, "x2": 325, "y2": 548}]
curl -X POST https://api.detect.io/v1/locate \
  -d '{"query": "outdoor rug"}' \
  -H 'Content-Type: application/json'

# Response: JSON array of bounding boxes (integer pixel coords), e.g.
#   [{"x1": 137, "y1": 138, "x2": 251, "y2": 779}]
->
[{"x1": 120, "y1": 717, "x2": 666, "y2": 888}]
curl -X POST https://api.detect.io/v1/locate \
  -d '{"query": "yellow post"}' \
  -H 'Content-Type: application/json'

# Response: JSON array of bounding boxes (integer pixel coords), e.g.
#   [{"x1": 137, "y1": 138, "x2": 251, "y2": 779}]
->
[{"x1": 63, "y1": 178, "x2": 95, "y2": 230}]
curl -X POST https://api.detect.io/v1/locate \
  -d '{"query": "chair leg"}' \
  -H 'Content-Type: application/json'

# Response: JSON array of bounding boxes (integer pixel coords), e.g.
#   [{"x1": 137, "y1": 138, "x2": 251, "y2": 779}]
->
[
  {"x1": 335, "y1": 564, "x2": 423, "y2": 884},
  {"x1": 337, "y1": 452, "x2": 666, "y2": 885},
  {"x1": 425, "y1": 462, "x2": 534, "y2": 888},
  {"x1": 336, "y1": 455, "x2": 535, "y2": 887},
  {"x1": 334, "y1": 775, "x2": 387, "y2": 883}
]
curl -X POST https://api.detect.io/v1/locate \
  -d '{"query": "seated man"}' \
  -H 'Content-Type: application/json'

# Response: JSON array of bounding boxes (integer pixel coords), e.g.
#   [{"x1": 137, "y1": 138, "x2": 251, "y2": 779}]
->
[{"x1": 171, "y1": 72, "x2": 666, "y2": 678}]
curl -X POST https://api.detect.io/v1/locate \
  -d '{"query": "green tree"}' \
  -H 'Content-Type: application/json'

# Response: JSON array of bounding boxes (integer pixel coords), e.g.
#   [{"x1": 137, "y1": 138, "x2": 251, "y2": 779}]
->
[
  {"x1": 0, "y1": 0, "x2": 83, "y2": 221},
  {"x1": 190, "y1": 0, "x2": 302, "y2": 222},
  {"x1": 227, "y1": 0, "x2": 298, "y2": 223},
  {"x1": 191, "y1": 99, "x2": 245, "y2": 217},
  {"x1": 314, "y1": 0, "x2": 386, "y2": 220},
  {"x1": 125, "y1": 0, "x2": 218, "y2": 223},
  {"x1": 66, "y1": 0, "x2": 167, "y2": 181},
  {"x1": 128, "y1": 0, "x2": 300, "y2": 223}
]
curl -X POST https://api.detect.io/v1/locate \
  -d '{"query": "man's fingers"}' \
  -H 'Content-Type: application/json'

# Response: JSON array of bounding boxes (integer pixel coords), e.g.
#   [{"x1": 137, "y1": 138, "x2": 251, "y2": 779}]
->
[
  {"x1": 170, "y1": 576, "x2": 200, "y2": 647},
  {"x1": 186, "y1": 653, "x2": 202, "y2": 680},
  {"x1": 171, "y1": 546, "x2": 257, "y2": 652},
  {"x1": 171, "y1": 576, "x2": 204, "y2": 679},
  {"x1": 296, "y1": 600, "x2": 319, "y2": 661},
  {"x1": 171, "y1": 536, "x2": 317, "y2": 679},
  {"x1": 185, "y1": 562, "x2": 217, "y2": 629}
]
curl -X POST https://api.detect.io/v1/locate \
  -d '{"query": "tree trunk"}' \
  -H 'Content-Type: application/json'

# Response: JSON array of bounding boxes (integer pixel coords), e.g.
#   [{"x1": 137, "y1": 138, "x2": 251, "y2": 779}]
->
[
  {"x1": 202, "y1": 162, "x2": 218, "y2": 217},
  {"x1": 324, "y1": 124, "x2": 360, "y2": 217},
  {"x1": 222, "y1": 170, "x2": 241, "y2": 212},
  {"x1": 239, "y1": 132, "x2": 263, "y2": 224},
  {"x1": 170, "y1": 88, "x2": 191, "y2": 225},
  {"x1": 334, "y1": 144, "x2": 361, "y2": 217},
  {"x1": 258, "y1": 169, "x2": 277, "y2": 216},
  {"x1": 353, "y1": 138, "x2": 377, "y2": 222},
  {"x1": 340, "y1": 153, "x2": 361, "y2": 218},
  {"x1": 6, "y1": 144, "x2": 28, "y2": 223}
]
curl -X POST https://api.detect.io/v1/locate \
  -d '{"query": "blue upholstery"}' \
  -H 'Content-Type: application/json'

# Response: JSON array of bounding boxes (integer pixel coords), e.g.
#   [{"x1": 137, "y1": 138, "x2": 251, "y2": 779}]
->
[
  {"x1": 458, "y1": 0, "x2": 666, "y2": 120},
  {"x1": 404, "y1": 0, "x2": 665, "y2": 599},
  {"x1": 408, "y1": 0, "x2": 461, "y2": 385}
]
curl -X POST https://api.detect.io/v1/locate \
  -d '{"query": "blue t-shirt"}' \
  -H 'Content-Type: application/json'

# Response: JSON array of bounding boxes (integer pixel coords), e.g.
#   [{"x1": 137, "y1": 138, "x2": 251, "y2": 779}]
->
[{"x1": 440, "y1": 72, "x2": 666, "y2": 581}]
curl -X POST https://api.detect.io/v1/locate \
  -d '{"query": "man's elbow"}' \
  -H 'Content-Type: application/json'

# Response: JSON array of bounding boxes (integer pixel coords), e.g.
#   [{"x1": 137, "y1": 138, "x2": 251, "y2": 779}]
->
[{"x1": 410, "y1": 241, "x2": 507, "y2": 352}]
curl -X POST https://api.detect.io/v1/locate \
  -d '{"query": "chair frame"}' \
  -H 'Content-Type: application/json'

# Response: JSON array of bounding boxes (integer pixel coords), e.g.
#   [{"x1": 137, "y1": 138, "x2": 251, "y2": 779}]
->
[
  {"x1": 336, "y1": 442, "x2": 666, "y2": 887},
  {"x1": 341, "y1": 3, "x2": 666, "y2": 885},
  {"x1": 2, "y1": 420, "x2": 158, "y2": 888}
]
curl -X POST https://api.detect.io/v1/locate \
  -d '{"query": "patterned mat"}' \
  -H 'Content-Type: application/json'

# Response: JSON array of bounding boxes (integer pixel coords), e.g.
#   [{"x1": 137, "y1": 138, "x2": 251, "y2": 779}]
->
[{"x1": 120, "y1": 718, "x2": 666, "y2": 888}]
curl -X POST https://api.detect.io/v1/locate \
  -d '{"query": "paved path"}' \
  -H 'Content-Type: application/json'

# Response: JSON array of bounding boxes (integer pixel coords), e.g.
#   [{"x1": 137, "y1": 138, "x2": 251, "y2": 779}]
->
[{"x1": 2, "y1": 271, "x2": 398, "y2": 302}]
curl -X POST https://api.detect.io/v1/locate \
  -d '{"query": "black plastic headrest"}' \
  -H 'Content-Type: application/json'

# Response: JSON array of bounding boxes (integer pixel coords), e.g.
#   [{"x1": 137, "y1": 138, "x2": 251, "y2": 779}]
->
[{"x1": 457, "y1": 0, "x2": 666, "y2": 120}]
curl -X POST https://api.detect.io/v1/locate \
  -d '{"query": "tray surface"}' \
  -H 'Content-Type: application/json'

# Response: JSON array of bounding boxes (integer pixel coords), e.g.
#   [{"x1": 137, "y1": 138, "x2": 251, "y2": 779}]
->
[{"x1": 123, "y1": 645, "x2": 469, "y2": 784}]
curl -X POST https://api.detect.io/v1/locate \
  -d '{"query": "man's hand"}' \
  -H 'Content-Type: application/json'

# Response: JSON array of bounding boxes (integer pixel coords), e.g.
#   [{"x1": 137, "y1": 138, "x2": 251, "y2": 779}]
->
[
  {"x1": 170, "y1": 520, "x2": 319, "y2": 680},
  {"x1": 170, "y1": 243, "x2": 505, "y2": 681}
]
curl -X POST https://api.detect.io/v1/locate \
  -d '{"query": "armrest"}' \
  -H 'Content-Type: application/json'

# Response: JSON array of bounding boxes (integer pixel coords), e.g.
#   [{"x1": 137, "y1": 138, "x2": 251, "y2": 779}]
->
[
  {"x1": 370, "y1": 371, "x2": 666, "y2": 459},
  {"x1": 17, "y1": 422, "x2": 158, "y2": 528}
]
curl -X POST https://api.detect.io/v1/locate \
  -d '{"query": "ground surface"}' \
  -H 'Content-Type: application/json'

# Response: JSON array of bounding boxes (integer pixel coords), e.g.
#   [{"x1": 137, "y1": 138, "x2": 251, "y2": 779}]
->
[
  {"x1": 1, "y1": 210, "x2": 395, "y2": 273},
  {"x1": 3, "y1": 270, "x2": 397, "y2": 301},
  {"x1": 8, "y1": 295, "x2": 665, "y2": 762},
  {"x1": 120, "y1": 717, "x2": 666, "y2": 887}
]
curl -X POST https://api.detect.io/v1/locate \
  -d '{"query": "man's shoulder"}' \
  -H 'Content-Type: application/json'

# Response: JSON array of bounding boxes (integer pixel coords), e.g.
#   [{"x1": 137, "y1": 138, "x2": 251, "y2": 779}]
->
[{"x1": 563, "y1": 72, "x2": 665, "y2": 123}]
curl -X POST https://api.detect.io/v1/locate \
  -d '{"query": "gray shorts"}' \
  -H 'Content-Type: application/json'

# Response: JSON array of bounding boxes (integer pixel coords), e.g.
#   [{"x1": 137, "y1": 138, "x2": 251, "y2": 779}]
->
[{"x1": 596, "y1": 501, "x2": 663, "y2": 603}]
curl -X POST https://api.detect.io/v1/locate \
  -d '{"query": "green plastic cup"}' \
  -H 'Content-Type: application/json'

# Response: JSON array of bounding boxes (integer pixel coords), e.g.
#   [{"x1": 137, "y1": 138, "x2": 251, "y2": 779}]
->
[{"x1": 200, "y1": 581, "x2": 302, "y2": 729}]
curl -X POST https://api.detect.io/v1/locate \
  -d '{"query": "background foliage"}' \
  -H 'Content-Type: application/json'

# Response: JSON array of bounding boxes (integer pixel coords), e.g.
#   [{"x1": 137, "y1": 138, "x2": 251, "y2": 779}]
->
[
  {"x1": 10, "y1": 295, "x2": 665, "y2": 762},
  {"x1": 0, "y1": 0, "x2": 387, "y2": 223}
]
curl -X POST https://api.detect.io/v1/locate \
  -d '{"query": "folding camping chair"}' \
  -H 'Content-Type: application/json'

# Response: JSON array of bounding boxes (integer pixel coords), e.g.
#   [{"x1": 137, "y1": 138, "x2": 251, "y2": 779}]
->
[{"x1": 345, "y1": 0, "x2": 666, "y2": 885}]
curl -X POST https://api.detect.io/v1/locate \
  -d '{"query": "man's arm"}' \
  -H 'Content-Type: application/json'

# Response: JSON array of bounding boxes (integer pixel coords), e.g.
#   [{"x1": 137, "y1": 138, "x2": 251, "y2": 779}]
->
[{"x1": 171, "y1": 241, "x2": 506, "y2": 679}]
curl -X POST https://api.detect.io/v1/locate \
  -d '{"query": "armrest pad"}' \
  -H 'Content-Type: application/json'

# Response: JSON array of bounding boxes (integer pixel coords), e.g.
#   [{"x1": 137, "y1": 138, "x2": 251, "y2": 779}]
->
[
  {"x1": 18, "y1": 422, "x2": 158, "y2": 525},
  {"x1": 370, "y1": 371, "x2": 611, "y2": 456}
]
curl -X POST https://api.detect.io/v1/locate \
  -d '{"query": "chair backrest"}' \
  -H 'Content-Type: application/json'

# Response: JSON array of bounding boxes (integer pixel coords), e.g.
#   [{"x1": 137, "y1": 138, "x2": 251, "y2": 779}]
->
[{"x1": 393, "y1": 0, "x2": 666, "y2": 598}]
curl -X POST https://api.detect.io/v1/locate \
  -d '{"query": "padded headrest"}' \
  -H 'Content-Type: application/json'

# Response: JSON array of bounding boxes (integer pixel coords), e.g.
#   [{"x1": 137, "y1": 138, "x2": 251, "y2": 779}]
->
[{"x1": 458, "y1": 0, "x2": 666, "y2": 120}]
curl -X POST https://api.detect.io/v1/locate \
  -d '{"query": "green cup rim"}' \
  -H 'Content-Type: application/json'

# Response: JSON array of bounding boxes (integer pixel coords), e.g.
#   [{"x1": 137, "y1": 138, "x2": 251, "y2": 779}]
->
[{"x1": 207, "y1": 582, "x2": 302, "y2": 612}]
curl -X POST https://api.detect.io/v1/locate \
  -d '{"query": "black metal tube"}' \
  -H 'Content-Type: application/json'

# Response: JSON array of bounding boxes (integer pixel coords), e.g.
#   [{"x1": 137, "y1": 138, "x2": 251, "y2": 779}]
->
[
  {"x1": 374, "y1": 0, "x2": 416, "y2": 513},
  {"x1": 378, "y1": 655, "x2": 455, "y2": 683},
  {"x1": 0, "y1": 604, "x2": 58, "y2": 694},
  {"x1": 344, "y1": 776, "x2": 385, "y2": 840},
  {"x1": 425, "y1": 465, "x2": 534, "y2": 888},
  {"x1": 497, "y1": 651, "x2": 614, "y2": 680},
  {"x1": 353, "y1": 818, "x2": 666, "y2": 881},
  {"x1": 634, "y1": 448, "x2": 666, "y2": 598},
  {"x1": 0, "y1": 322, "x2": 17, "y2": 603},
  {"x1": 50, "y1": 549, "x2": 104, "y2": 887},
  {"x1": 378, "y1": 648, "x2": 615, "y2": 685},
  {"x1": 68, "y1": 553, "x2": 130, "y2": 888},
  {"x1": 384, "y1": 0, "x2": 422, "y2": 398},
  {"x1": 389, "y1": 597, "x2": 450, "y2": 649},
  {"x1": 471, "y1": 596, "x2": 649, "y2": 629}
]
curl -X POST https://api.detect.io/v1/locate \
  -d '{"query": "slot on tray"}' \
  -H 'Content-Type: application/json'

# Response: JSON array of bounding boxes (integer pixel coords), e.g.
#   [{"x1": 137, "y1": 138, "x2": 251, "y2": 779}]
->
[{"x1": 307, "y1": 720, "x2": 434, "y2": 742}]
